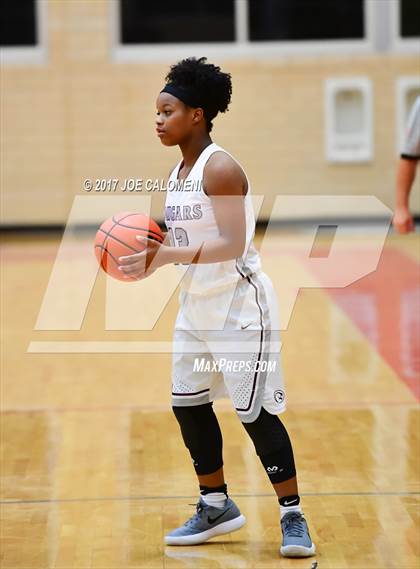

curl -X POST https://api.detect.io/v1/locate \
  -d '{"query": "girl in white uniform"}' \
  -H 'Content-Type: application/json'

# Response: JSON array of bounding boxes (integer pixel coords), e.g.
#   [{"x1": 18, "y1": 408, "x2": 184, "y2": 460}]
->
[{"x1": 118, "y1": 57, "x2": 315, "y2": 558}]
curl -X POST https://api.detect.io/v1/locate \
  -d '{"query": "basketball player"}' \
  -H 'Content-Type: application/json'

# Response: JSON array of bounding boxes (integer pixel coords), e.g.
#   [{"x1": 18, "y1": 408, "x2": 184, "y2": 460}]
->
[
  {"x1": 118, "y1": 57, "x2": 315, "y2": 558},
  {"x1": 393, "y1": 96, "x2": 420, "y2": 234}
]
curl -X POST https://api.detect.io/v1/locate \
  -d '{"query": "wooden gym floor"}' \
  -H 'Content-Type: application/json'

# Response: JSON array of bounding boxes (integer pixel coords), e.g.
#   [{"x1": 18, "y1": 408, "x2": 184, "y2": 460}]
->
[{"x1": 1, "y1": 227, "x2": 419, "y2": 568}]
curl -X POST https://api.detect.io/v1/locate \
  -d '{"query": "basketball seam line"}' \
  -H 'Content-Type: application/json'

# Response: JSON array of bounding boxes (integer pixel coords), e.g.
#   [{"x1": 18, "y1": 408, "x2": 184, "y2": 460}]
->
[
  {"x1": 111, "y1": 215, "x2": 163, "y2": 241},
  {"x1": 97, "y1": 227, "x2": 140, "y2": 253},
  {"x1": 94, "y1": 244, "x2": 137, "y2": 280},
  {"x1": 97, "y1": 212, "x2": 136, "y2": 249},
  {"x1": 96, "y1": 212, "x2": 156, "y2": 280},
  {"x1": 98, "y1": 227, "x2": 163, "y2": 254}
]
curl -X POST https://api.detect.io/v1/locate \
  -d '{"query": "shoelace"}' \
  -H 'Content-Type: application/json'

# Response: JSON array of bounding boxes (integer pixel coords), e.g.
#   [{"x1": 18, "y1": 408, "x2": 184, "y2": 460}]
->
[
  {"x1": 184, "y1": 501, "x2": 204, "y2": 527},
  {"x1": 283, "y1": 512, "x2": 306, "y2": 538}
]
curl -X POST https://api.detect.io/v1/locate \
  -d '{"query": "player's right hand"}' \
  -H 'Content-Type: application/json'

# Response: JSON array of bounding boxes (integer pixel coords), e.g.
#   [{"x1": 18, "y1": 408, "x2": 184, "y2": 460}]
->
[{"x1": 392, "y1": 206, "x2": 415, "y2": 234}]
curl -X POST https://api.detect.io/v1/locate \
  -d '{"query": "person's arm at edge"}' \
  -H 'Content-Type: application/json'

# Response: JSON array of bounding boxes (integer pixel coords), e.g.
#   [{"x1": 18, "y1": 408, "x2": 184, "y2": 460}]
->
[{"x1": 393, "y1": 157, "x2": 418, "y2": 234}]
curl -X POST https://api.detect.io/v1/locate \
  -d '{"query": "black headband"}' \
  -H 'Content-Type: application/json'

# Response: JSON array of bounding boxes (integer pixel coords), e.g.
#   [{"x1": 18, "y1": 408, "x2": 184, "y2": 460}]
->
[{"x1": 160, "y1": 83, "x2": 202, "y2": 109}]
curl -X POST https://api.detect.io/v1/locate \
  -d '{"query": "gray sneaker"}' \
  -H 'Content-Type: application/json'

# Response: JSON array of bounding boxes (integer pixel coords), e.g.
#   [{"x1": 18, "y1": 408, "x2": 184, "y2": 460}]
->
[
  {"x1": 165, "y1": 497, "x2": 246, "y2": 546},
  {"x1": 280, "y1": 511, "x2": 316, "y2": 557}
]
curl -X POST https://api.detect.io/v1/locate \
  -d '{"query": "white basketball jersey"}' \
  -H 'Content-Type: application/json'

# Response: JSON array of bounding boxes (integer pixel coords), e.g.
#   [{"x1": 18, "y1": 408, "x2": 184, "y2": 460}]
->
[{"x1": 164, "y1": 142, "x2": 261, "y2": 295}]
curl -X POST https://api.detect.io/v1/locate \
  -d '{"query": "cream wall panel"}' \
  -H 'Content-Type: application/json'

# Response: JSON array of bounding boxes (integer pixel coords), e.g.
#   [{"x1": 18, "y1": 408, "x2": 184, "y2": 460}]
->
[{"x1": 1, "y1": 0, "x2": 418, "y2": 225}]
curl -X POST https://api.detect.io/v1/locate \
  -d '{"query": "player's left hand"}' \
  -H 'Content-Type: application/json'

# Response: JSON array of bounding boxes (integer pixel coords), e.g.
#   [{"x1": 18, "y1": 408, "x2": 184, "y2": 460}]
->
[{"x1": 118, "y1": 236, "x2": 169, "y2": 280}]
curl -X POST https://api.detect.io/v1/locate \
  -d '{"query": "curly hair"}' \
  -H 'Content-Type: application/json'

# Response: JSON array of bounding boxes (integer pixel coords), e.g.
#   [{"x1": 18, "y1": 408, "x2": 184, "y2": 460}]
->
[{"x1": 164, "y1": 57, "x2": 232, "y2": 133}]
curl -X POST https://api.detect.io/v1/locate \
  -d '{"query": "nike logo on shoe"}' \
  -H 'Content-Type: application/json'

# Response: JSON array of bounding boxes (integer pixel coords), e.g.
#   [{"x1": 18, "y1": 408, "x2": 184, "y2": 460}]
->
[
  {"x1": 207, "y1": 506, "x2": 232, "y2": 525},
  {"x1": 241, "y1": 322, "x2": 253, "y2": 329}
]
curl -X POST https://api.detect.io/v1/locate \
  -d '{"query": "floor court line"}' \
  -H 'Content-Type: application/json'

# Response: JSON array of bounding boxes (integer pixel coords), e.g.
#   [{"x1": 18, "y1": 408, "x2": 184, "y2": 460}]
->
[
  {"x1": 2, "y1": 491, "x2": 419, "y2": 506},
  {"x1": 1, "y1": 400, "x2": 417, "y2": 415}
]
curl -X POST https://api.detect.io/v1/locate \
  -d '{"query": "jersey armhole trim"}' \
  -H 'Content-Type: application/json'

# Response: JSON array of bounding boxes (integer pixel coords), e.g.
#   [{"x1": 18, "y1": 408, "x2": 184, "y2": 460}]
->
[{"x1": 202, "y1": 149, "x2": 250, "y2": 199}]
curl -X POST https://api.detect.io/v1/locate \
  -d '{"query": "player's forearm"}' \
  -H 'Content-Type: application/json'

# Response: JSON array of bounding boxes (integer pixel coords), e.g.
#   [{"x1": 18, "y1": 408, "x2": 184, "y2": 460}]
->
[
  {"x1": 396, "y1": 159, "x2": 418, "y2": 208},
  {"x1": 164, "y1": 236, "x2": 244, "y2": 265}
]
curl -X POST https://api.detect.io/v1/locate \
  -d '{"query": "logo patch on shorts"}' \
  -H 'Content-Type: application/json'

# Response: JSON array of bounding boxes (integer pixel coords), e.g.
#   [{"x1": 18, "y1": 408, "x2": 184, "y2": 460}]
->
[{"x1": 274, "y1": 389, "x2": 285, "y2": 404}]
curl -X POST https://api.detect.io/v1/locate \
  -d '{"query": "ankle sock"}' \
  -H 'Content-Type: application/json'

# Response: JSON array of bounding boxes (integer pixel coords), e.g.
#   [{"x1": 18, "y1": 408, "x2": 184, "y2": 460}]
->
[
  {"x1": 200, "y1": 483, "x2": 228, "y2": 509},
  {"x1": 279, "y1": 494, "x2": 302, "y2": 519}
]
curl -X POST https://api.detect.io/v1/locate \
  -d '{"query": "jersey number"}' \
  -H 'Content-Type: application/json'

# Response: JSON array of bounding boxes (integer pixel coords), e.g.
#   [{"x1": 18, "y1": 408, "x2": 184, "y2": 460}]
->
[
  {"x1": 168, "y1": 227, "x2": 191, "y2": 266},
  {"x1": 168, "y1": 227, "x2": 189, "y2": 247}
]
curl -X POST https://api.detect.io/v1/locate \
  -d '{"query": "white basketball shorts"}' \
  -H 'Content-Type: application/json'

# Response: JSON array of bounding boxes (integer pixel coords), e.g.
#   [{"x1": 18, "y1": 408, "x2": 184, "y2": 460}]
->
[{"x1": 171, "y1": 271, "x2": 286, "y2": 423}]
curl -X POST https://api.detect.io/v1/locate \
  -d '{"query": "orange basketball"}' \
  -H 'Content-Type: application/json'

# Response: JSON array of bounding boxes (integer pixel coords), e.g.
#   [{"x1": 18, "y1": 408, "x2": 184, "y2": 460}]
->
[{"x1": 94, "y1": 212, "x2": 164, "y2": 281}]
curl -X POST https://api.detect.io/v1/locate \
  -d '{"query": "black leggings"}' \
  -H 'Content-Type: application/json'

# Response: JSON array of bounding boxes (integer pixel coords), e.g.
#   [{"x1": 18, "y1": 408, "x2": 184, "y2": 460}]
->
[{"x1": 173, "y1": 403, "x2": 296, "y2": 483}]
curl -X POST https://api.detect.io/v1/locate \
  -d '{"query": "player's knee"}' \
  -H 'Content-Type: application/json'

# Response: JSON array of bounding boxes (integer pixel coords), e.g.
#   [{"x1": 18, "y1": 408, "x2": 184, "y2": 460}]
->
[
  {"x1": 242, "y1": 407, "x2": 296, "y2": 483},
  {"x1": 172, "y1": 403, "x2": 223, "y2": 475},
  {"x1": 242, "y1": 407, "x2": 290, "y2": 455}
]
